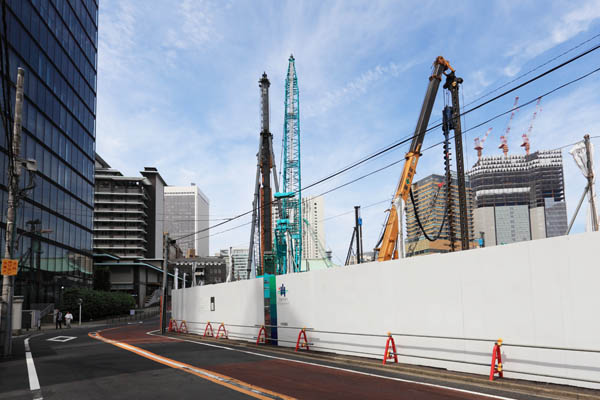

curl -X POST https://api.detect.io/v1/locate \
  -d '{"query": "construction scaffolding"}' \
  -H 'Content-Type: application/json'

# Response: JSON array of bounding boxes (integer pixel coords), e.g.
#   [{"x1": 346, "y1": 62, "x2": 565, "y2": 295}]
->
[{"x1": 467, "y1": 150, "x2": 568, "y2": 245}]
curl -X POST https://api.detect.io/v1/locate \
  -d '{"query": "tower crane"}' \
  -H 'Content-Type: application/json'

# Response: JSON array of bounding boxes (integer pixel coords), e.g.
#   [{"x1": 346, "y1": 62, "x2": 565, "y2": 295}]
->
[
  {"x1": 474, "y1": 127, "x2": 493, "y2": 160},
  {"x1": 521, "y1": 97, "x2": 542, "y2": 156},
  {"x1": 499, "y1": 96, "x2": 519, "y2": 157},
  {"x1": 375, "y1": 56, "x2": 470, "y2": 261}
]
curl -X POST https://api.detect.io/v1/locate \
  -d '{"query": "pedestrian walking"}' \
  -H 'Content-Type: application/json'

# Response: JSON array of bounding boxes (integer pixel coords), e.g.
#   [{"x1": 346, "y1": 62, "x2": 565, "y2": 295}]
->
[
  {"x1": 65, "y1": 311, "x2": 73, "y2": 328},
  {"x1": 55, "y1": 310, "x2": 63, "y2": 329}
]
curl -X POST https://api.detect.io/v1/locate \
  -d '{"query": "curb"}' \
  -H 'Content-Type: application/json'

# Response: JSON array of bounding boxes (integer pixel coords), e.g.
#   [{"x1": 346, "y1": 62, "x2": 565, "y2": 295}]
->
[{"x1": 168, "y1": 332, "x2": 600, "y2": 400}]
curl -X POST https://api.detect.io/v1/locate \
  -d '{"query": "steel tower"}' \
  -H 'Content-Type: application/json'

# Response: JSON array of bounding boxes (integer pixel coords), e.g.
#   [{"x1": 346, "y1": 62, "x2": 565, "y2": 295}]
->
[{"x1": 275, "y1": 55, "x2": 302, "y2": 273}]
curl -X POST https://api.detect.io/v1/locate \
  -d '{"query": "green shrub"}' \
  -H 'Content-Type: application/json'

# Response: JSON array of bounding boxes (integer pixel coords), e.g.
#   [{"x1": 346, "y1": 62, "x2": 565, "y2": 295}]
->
[{"x1": 61, "y1": 288, "x2": 135, "y2": 321}]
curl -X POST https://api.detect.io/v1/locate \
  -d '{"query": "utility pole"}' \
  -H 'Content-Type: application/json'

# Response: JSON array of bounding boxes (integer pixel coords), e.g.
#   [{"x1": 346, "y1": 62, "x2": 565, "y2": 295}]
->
[
  {"x1": 161, "y1": 232, "x2": 170, "y2": 334},
  {"x1": 584, "y1": 134, "x2": 598, "y2": 231},
  {"x1": 1, "y1": 68, "x2": 25, "y2": 357},
  {"x1": 354, "y1": 206, "x2": 362, "y2": 264},
  {"x1": 393, "y1": 197, "x2": 405, "y2": 258}
]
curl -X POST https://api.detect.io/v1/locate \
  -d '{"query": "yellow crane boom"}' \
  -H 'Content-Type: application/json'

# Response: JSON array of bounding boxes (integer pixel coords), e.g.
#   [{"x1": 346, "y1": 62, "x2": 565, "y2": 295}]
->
[{"x1": 376, "y1": 56, "x2": 454, "y2": 261}]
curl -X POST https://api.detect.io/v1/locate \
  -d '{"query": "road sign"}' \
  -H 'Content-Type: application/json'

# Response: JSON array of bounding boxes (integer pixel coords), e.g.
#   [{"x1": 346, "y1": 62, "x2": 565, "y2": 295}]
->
[{"x1": 1, "y1": 259, "x2": 18, "y2": 276}]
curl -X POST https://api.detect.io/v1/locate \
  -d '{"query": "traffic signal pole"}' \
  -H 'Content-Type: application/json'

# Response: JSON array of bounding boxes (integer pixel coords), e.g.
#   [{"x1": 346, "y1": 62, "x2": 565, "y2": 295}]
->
[{"x1": 1, "y1": 68, "x2": 25, "y2": 357}]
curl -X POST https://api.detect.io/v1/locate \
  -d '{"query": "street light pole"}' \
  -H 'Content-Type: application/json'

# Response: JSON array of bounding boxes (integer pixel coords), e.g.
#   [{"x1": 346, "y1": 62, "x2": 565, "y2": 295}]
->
[{"x1": 77, "y1": 298, "x2": 82, "y2": 327}]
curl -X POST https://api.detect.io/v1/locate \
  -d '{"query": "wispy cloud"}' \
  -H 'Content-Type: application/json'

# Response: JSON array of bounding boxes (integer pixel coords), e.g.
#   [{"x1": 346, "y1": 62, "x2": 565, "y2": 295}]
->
[
  {"x1": 304, "y1": 60, "x2": 420, "y2": 118},
  {"x1": 164, "y1": 0, "x2": 225, "y2": 52},
  {"x1": 502, "y1": 0, "x2": 600, "y2": 77},
  {"x1": 96, "y1": 0, "x2": 600, "y2": 258}
]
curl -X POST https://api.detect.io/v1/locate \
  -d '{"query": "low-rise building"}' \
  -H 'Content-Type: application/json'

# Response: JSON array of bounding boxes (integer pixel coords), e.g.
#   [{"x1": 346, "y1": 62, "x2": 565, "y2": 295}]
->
[{"x1": 171, "y1": 256, "x2": 227, "y2": 286}]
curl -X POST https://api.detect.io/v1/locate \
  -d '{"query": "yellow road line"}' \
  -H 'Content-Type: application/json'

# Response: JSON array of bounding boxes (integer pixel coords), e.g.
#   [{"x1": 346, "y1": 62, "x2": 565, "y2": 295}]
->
[{"x1": 88, "y1": 331, "x2": 295, "y2": 400}]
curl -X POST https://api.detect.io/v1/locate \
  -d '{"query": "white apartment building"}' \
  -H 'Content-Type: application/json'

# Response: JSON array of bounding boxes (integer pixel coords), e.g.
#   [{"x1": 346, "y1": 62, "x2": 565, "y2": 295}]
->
[
  {"x1": 301, "y1": 196, "x2": 325, "y2": 259},
  {"x1": 219, "y1": 247, "x2": 249, "y2": 280},
  {"x1": 164, "y1": 185, "x2": 210, "y2": 256}
]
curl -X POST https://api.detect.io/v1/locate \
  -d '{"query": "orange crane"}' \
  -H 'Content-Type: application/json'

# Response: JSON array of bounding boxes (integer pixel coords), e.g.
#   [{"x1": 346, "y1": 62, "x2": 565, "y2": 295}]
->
[
  {"x1": 375, "y1": 56, "x2": 455, "y2": 261},
  {"x1": 521, "y1": 97, "x2": 542, "y2": 155},
  {"x1": 499, "y1": 96, "x2": 519, "y2": 157},
  {"x1": 474, "y1": 127, "x2": 493, "y2": 160}
]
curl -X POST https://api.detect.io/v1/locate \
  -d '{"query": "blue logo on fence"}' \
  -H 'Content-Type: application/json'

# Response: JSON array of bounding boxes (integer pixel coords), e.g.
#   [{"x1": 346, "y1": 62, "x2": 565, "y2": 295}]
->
[{"x1": 278, "y1": 284, "x2": 287, "y2": 297}]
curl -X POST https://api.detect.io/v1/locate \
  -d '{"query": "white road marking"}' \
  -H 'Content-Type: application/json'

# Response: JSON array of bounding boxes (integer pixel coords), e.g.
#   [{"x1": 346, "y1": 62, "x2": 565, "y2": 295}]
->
[
  {"x1": 46, "y1": 336, "x2": 76, "y2": 343},
  {"x1": 146, "y1": 330, "x2": 515, "y2": 400},
  {"x1": 24, "y1": 335, "x2": 43, "y2": 399}
]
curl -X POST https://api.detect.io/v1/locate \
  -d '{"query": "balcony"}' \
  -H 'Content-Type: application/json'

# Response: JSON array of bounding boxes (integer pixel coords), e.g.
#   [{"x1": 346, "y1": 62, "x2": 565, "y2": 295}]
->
[
  {"x1": 93, "y1": 244, "x2": 147, "y2": 251},
  {"x1": 94, "y1": 237, "x2": 147, "y2": 242},
  {"x1": 93, "y1": 227, "x2": 146, "y2": 232},
  {"x1": 93, "y1": 218, "x2": 148, "y2": 225},
  {"x1": 95, "y1": 199, "x2": 148, "y2": 208},
  {"x1": 94, "y1": 209, "x2": 147, "y2": 215}
]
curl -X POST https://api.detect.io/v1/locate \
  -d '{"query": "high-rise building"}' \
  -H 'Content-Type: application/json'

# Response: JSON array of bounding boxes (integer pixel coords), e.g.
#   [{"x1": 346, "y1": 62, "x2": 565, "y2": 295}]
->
[
  {"x1": 467, "y1": 150, "x2": 568, "y2": 246},
  {"x1": 93, "y1": 155, "x2": 167, "y2": 307},
  {"x1": 301, "y1": 196, "x2": 325, "y2": 259},
  {"x1": 0, "y1": 0, "x2": 98, "y2": 306},
  {"x1": 405, "y1": 174, "x2": 475, "y2": 257},
  {"x1": 164, "y1": 185, "x2": 209, "y2": 256}
]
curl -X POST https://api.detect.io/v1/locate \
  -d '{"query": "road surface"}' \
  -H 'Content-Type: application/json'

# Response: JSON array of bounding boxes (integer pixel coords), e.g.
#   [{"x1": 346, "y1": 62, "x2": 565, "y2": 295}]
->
[{"x1": 1, "y1": 319, "x2": 573, "y2": 399}]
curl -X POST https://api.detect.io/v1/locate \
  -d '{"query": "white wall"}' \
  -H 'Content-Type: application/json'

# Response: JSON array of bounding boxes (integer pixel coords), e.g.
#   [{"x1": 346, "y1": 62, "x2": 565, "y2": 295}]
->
[
  {"x1": 172, "y1": 278, "x2": 264, "y2": 341},
  {"x1": 173, "y1": 231, "x2": 600, "y2": 389}
]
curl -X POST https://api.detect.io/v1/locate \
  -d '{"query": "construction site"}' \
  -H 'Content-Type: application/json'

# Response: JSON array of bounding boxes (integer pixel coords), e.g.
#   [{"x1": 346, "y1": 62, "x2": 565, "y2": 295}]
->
[
  {"x1": 242, "y1": 54, "x2": 580, "y2": 273},
  {"x1": 164, "y1": 52, "x2": 600, "y2": 393}
]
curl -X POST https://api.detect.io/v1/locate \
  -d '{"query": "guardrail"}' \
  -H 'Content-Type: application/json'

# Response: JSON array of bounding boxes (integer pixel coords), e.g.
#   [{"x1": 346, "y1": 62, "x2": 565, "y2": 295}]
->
[
  {"x1": 102, "y1": 308, "x2": 161, "y2": 326},
  {"x1": 166, "y1": 319, "x2": 600, "y2": 385}
]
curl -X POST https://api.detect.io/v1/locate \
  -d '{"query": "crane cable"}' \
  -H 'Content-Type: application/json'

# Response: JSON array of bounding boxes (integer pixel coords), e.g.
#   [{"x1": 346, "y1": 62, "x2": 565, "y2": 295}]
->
[{"x1": 409, "y1": 186, "x2": 448, "y2": 243}]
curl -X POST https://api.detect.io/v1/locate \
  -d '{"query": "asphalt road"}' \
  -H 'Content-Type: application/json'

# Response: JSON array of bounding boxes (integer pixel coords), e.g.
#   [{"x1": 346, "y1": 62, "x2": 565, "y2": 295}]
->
[{"x1": 0, "y1": 319, "x2": 565, "y2": 400}]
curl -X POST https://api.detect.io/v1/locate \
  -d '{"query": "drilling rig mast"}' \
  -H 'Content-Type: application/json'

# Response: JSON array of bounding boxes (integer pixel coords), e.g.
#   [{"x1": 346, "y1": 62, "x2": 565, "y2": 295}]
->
[
  {"x1": 249, "y1": 73, "x2": 279, "y2": 277},
  {"x1": 275, "y1": 55, "x2": 302, "y2": 274}
]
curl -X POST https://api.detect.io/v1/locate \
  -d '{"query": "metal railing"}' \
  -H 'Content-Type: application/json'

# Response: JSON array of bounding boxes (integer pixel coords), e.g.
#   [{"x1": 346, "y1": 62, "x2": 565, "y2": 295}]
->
[
  {"x1": 101, "y1": 307, "x2": 161, "y2": 326},
  {"x1": 167, "y1": 319, "x2": 600, "y2": 385}
]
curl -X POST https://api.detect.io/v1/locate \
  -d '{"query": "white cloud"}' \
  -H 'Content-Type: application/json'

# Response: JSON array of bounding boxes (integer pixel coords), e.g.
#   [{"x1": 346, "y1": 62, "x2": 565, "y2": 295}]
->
[
  {"x1": 502, "y1": 0, "x2": 600, "y2": 77},
  {"x1": 164, "y1": 0, "x2": 224, "y2": 52},
  {"x1": 94, "y1": 0, "x2": 600, "y2": 259},
  {"x1": 303, "y1": 60, "x2": 420, "y2": 118}
]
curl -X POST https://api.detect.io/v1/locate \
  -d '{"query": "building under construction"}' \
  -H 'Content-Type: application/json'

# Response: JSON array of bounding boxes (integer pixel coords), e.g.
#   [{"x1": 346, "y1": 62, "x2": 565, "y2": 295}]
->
[
  {"x1": 405, "y1": 174, "x2": 475, "y2": 257},
  {"x1": 467, "y1": 149, "x2": 567, "y2": 246}
]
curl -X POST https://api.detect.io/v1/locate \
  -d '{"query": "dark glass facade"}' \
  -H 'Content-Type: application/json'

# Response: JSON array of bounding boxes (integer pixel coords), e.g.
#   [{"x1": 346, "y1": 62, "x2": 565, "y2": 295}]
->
[{"x1": 0, "y1": 0, "x2": 97, "y2": 306}]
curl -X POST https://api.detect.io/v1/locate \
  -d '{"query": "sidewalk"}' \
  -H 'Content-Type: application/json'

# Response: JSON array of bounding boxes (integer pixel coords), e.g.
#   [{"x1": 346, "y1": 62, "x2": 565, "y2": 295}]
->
[{"x1": 16, "y1": 308, "x2": 160, "y2": 335}]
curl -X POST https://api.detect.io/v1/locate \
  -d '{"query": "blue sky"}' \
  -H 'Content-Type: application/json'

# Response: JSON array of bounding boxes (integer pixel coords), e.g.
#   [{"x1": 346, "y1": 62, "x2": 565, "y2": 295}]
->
[{"x1": 97, "y1": 0, "x2": 600, "y2": 261}]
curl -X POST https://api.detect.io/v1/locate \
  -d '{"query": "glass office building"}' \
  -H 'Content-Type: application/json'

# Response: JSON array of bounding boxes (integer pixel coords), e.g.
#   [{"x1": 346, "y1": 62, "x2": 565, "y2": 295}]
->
[{"x1": 0, "y1": 0, "x2": 97, "y2": 306}]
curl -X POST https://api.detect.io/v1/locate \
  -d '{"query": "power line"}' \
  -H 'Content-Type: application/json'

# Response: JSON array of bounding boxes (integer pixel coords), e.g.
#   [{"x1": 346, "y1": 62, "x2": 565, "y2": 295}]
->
[
  {"x1": 463, "y1": 32, "x2": 600, "y2": 109},
  {"x1": 320, "y1": 198, "x2": 392, "y2": 222},
  {"x1": 298, "y1": 41, "x2": 600, "y2": 196},
  {"x1": 427, "y1": 32, "x2": 600, "y2": 128},
  {"x1": 422, "y1": 65, "x2": 600, "y2": 153},
  {"x1": 173, "y1": 44, "x2": 600, "y2": 243},
  {"x1": 174, "y1": 221, "x2": 253, "y2": 247}
]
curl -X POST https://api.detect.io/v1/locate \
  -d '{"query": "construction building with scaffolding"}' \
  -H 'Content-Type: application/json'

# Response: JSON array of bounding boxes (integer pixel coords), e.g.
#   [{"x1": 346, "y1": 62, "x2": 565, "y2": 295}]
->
[{"x1": 467, "y1": 149, "x2": 568, "y2": 246}]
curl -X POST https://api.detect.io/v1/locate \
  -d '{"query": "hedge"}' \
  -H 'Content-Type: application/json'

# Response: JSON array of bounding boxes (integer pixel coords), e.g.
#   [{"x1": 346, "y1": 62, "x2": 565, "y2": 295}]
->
[{"x1": 61, "y1": 288, "x2": 135, "y2": 321}]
